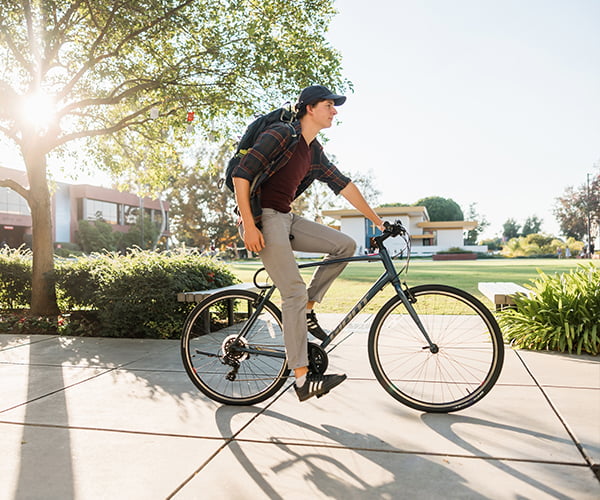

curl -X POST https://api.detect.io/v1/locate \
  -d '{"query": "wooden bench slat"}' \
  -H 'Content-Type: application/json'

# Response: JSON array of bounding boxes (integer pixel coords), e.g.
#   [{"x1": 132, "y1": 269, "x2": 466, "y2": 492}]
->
[{"x1": 177, "y1": 282, "x2": 259, "y2": 303}]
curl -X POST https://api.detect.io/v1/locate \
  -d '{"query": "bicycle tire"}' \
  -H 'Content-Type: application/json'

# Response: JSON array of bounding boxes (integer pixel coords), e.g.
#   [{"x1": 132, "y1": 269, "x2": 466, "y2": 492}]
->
[
  {"x1": 368, "y1": 284, "x2": 504, "y2": 413},
  {"x1": 181, "y1": 289, "x2": 290, "y2": 405}
]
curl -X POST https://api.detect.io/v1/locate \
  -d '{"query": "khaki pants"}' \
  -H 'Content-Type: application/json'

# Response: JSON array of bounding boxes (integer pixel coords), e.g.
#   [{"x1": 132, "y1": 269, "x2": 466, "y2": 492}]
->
[{"x1": 248, "y1": 208, "x2": 356, "y2": 369}]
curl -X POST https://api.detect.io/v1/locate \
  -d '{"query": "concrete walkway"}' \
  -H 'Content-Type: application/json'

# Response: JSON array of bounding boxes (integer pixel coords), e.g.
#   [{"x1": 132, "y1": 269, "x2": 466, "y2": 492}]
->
[{"x1": 0, "y1": 314, "x2": 599, "y2": 499}]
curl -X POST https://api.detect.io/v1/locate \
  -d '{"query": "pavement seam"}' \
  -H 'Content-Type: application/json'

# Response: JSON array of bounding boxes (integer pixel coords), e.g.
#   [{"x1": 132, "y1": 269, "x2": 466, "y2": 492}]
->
[
  {"x1": 0, "y1": 419, "x2": 227, "y2": 441},
  {"x1": 0, "y1": 335, "x2": 59, "y2": 352},
  {"x1": 165, "y1": 381, "x2": 293, "y2": 499},
  {"x1": 0, "y1": 345, "x2": 175, "y2": 415},
  {"x1": 223, "y1": 436, "x2": 593, "y2": 467},
  {"x1": 514, "y1": 349, "x2": 599, "y2": 483}
]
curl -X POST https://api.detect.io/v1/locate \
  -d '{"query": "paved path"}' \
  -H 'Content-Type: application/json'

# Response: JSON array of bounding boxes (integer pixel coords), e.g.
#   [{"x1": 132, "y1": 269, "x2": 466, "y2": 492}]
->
[{"x1": 0, "y1": 315, "x2": 598, "y2": 499}]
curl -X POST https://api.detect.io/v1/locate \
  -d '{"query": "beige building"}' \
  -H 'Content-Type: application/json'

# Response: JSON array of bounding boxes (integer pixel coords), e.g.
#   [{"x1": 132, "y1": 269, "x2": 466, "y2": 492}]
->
[{"x1": 322, "y1": 206, "x2": 483, "y2": 256}]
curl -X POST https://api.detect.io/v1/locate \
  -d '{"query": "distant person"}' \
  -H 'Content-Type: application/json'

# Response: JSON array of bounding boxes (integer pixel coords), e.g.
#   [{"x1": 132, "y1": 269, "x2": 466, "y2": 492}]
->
[{"x1": 565, "y1": 246, "x2": 571, "y2": 258}]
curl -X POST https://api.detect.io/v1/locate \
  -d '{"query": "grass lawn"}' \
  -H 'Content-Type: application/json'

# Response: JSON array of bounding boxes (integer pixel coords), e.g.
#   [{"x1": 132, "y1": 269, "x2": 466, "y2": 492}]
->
[{"x1": 229, "y1": 258, "x2": 585, "y2": 314}]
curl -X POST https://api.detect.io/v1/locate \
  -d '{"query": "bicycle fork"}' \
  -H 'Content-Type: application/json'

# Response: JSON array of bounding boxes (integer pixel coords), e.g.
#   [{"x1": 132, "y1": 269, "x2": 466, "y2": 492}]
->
[{"x1": 392, "y1": 280, "x2": 439, "y2": 354}]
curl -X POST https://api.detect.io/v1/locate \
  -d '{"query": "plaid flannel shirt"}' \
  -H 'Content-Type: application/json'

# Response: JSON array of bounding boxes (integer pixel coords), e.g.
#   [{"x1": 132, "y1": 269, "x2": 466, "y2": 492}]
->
[{"x1": 231, "y1": 120, "x2": 351, "y2": 226}]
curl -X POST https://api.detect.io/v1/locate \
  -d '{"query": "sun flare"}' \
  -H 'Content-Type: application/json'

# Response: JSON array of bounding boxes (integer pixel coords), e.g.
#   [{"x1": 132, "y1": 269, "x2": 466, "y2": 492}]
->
[{"x1": 20, "y1": 91, "x2": 57, "y2": 131}]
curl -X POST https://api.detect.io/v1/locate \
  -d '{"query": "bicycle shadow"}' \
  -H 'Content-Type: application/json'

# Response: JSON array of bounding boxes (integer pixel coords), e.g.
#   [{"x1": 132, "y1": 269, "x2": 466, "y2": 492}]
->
[
  {"x1": 214, "y1": 404, "x2": 487, "y2": 499},
  {"x1": 420, "y1": 412, "x2": 579, "y2": 500}
]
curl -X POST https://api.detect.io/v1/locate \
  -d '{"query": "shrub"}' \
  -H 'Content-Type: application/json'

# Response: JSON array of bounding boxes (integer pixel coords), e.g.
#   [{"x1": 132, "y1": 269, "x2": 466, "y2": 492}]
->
[
  {"x1": 54, "y1": 249, "x2": 238, "y2": 338},
  {"x1": 437, "y1": 247, "x2": 473, "y2": 254},
  {"x1": 499, "y1": 263, "x2": 600, "y2": 355},
  {"x1": 501, "y1": 233, "x2": 584, "y2": 258},
  {"x1": 0, "y1": 246, "x2": 32, "y2": 308},
  {"x1": 77, "y1": 219, "x2": 119, "y2": 253}
]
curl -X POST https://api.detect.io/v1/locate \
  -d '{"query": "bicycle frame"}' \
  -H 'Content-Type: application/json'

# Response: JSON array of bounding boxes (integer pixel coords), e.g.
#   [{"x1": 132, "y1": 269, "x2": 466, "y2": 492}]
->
[{"x1": 228, "y1": 227, "x2": 438, "y2": 360}]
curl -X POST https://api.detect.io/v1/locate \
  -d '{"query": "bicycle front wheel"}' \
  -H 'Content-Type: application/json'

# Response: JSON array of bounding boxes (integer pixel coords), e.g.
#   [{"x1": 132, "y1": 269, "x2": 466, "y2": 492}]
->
[
  {"x1": 368, "y1": 284, "x2": 504, "y2": 413},
  {"x1": 181, "y1": 289, "x2": 290, "y2": 405}
]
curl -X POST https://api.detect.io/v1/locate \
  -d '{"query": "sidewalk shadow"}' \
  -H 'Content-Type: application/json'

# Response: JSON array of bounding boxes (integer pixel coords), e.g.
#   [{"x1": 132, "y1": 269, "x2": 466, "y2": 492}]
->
[
  {"x1": 11, "y1": 339, "x2": 75, "y2": 499},
  {"x1": 214, "y1": 405, "x2": 487, "y2": 500},
  {"x1": 421, "y1": 413, "x2": 582, "y2": 500}
]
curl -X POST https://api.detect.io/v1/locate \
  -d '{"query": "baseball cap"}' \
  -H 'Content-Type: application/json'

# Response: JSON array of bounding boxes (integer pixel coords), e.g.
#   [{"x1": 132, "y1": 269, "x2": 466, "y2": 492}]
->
[{"x1": 297, "y1": 85, "x2": 346, "y2": 108}]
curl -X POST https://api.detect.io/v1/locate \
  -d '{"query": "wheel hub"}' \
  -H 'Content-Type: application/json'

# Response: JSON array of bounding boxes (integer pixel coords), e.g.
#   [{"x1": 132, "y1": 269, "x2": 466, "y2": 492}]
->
[{"x1": 222, "y1": 335, "x2": 249, "y2": 362}]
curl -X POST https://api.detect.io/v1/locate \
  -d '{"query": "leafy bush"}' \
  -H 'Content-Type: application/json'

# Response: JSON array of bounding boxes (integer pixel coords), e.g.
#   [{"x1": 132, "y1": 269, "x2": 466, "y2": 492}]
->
[
  {"x1": 501, "y1": 233, "x2": 583, "y2": 258},
  {"x1": 499, "y1": 263, "x2": 600, "y2": 354},
  {"x1": 77, "y1": 219, "x2": 120, "y2": 253},
  {"x1": 54, "y1": 249, "x2": 239, "y2": 338},
  {"x1": 437, "y1": 247, "x2": 473, "y2": 254},
  {"x1": 54, "y1": 242, "x2": 83, "y2": 258},
  {"x1": 0, "y1": 246, "x2": 32, "y2": 308}
]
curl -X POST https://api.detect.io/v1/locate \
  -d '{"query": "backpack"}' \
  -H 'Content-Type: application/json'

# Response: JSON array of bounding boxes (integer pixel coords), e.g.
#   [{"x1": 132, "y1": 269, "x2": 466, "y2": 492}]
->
[{"x1": 220, "y1": 105, "x2": 297, "y2": 192}]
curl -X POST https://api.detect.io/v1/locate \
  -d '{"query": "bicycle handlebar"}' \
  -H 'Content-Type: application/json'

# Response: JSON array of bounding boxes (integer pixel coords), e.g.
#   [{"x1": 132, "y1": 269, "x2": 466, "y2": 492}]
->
[{"x1": 373, "y1": 220, "x2": 408, "y2": 248}]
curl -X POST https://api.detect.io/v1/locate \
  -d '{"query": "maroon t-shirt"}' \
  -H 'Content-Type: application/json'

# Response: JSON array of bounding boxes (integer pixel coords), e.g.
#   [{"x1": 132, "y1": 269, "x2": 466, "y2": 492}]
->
[{"x1": 260, "y1": 136, "x2": 311, "y2": 213}]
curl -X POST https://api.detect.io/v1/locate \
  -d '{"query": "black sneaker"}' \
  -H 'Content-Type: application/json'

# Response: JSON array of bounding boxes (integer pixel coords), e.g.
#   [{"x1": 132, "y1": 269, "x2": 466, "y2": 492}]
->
[
  {"x1": 307, "y1": 310, "x2": 327, "y2": 341},
  {"x1": 295, "y1": 372, "x2": 347, "y2": 402}
]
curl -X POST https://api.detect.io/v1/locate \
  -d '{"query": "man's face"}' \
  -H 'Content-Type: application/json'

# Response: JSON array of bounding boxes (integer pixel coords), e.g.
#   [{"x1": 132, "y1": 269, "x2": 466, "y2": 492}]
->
[{"x1": 309, "y1": 99, "x2": 337, "y2": 129}]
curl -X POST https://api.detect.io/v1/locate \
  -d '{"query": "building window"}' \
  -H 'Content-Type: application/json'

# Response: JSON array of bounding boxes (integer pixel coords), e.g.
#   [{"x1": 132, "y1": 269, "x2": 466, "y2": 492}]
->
[
  {"x1": 83, "y1": 199, "x2": 118, "y2": 224},
  {"x1": 0, "y1": 187, "x2": 30, "y2": 216},
  {"x1": 123, "y1": 205, "x2": 140, "y2": 225}
]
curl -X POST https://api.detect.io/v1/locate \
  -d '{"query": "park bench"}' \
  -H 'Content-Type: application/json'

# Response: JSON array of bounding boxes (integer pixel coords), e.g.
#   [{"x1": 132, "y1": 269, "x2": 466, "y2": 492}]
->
[
  {"x1": 177, "y1": 283, "x2": 259, "y2": 330},
  {"x1": 177, "y1": 282, "x2": 258, "y2": 303},
  {"x1": 478, "y1": 282, "x2": 531, "y2": 311}
]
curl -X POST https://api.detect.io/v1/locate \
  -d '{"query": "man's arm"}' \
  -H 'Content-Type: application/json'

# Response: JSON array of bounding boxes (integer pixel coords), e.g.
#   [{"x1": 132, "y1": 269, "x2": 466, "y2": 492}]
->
[
  {"x1": 233, "y1": 177, "x2": 265, "y2": 253},
  {"x1": 340, "y1": 182, "x2": 385, "y2": 231}
]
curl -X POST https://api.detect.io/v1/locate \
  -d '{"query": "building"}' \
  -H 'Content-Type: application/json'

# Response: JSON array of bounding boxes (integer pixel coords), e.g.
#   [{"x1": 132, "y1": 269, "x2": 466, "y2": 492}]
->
[
  {"x1": 322, "y1": 206, "x2": 485, "y2": 256},
  {"x1": 0, "y1": 166, "x2": 169, "y2": 248}
]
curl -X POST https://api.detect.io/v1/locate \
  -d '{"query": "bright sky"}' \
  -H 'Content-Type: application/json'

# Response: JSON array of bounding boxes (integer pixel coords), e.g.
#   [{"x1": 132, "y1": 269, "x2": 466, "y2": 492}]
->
[{"x1": 323, "y1": 0, "x2": 600, "y2": 239}]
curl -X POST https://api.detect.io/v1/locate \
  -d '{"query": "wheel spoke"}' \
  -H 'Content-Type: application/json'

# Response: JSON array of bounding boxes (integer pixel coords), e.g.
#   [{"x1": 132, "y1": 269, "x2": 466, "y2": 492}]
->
[{"x1": 369, "y1": 285, "x2": 503, "y2": 413}]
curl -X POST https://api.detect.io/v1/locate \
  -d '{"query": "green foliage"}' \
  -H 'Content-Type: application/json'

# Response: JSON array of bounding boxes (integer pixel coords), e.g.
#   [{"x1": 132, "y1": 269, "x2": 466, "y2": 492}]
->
[
  {"x1": 501, "y1": 233, "x2": 583, "y2": 258},
  {"x1": 0, "y1": 246, "x2": 32, "y2": 308},
  {"x1": 117, "y1": 215, "x2": 162, "y2": 251},
  {"x1": 77, "y1": 219, "x2": 119, "y2": 253},
  {"x1": 53, "y1": 250, "x2": 238, "y2": 339},
  {"x1": 502, "y1": 218, "x2": 521, "y2": 240},
  {"x1": 0, "y1": 248, "x2": 238, "y2": 338},
  {"x1": 415, "y1": 196, "x2": 464, "y2": 221},
  {"x1": 480, "y1": 237, "x2": 502, "y2": 251},
  {"x1": 499, "y1": 264, "x2": 600, "y2": 354},
  {"x1": 522, "y1": 215, "x2": 543, "y2": 236},
  {"x1": 54, "y1": 242, "x2": 83, "y2": 258},
  {"x1": 437, "y1": 247, "x2": 473, "y2": 254}
]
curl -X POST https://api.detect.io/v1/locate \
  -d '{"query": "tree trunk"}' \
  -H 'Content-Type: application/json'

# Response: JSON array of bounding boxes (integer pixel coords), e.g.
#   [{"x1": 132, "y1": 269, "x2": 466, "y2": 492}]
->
[{"x1": 24, "y1": 145, "x2": 60, "y2": 316}]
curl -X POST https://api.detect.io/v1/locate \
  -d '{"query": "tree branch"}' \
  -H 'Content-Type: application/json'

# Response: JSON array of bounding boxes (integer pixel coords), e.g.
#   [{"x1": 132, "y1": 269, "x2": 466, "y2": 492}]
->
[
  {"x1": 0, "y1": 178, "x2": 30, "y2": 201},
  {"x1": 58, "y1": 0, "x2": 195, "y2": 102}
]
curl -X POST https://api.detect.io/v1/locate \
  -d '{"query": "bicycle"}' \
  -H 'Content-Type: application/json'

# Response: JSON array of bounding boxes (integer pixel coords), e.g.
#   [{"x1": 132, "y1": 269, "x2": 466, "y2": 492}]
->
[{"x1": 180, "y1": 221, "x2": 504, "y2": 413}]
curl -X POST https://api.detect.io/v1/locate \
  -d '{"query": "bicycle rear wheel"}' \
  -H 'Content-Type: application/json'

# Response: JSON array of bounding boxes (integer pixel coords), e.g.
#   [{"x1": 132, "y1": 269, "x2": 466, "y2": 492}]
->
[
  {"x1": 181, "y1": 289, "x2": 289, "y2": 405},
  {"x1": 368, "y1": 284, "x2": 504, "y2": 413}
]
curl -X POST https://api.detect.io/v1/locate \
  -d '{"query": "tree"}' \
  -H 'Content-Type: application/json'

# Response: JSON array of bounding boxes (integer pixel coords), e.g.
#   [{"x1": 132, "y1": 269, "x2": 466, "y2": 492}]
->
[
  {"x1": 521, "y1": 215, "x2": 543, "y2": 236},
  {"x1": 0, "y1": 1, "x2": 346, "y2": 314},
  {"x1": 415, "y1": 196, "x2": 464, "y2": 222},
  {"x1": 502, "y1": 218, "x2": 521, "y2": 240},
  {"x1": 464, "y1": 202, "x2": 489, "y2": 245},
  {"x1": 293, "y1": 168, "x2": 381, "y2": 223},
  {"x1": 169, "y1": 164, "x2": 239, "y2": 250},
  {"x1": 554, "y1": 169, "x2": 600, "y2": 240}
]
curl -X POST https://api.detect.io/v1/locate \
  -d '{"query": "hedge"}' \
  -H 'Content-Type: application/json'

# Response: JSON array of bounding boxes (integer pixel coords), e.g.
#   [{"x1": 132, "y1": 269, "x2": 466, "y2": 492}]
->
[
  {"x1": 0, "y1": 246, "x2": 32, "y2": 308},
  {"x1": 0, "y1": 249, "x2": 239, "y2": 339}
]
